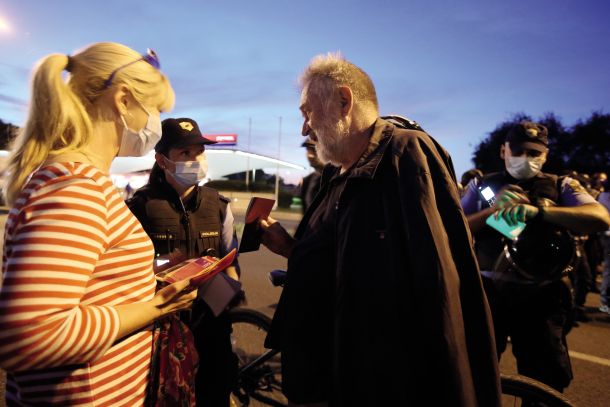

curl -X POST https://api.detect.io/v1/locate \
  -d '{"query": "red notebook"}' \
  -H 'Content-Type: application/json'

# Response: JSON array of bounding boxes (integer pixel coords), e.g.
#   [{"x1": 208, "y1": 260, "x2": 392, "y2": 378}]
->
[
  {"x1": 155, "y1": 248, "x2": 237, "y2": 287},
  {"x1": 239, "y1": 197, "x2": 275, "y2": 253}
]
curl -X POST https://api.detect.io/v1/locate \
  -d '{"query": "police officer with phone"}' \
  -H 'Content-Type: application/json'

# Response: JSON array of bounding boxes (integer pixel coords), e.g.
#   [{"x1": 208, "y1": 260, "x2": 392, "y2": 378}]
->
[
  {"x1": 461, "y1": 121, "x2": 610, "y2": 392},
  {"x1": 127, "y1": 118, "x2": 240, "y2": 406}
]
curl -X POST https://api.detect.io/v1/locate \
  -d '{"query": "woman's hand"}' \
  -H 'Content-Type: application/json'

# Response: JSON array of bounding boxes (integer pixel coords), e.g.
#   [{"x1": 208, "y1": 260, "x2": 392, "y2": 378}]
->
[
  {"x1": 152, "y1": 279, "x2": 198, "y2": 318},
  {"x1": 115, "y1": 279, "x2": 197, "y2": 340}
]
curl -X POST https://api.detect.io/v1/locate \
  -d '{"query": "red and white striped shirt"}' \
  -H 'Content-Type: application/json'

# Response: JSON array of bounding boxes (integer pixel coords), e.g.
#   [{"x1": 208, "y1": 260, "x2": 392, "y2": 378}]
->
[{"x1": 0, "y1": 163, "x2": 157, "y2": 406}]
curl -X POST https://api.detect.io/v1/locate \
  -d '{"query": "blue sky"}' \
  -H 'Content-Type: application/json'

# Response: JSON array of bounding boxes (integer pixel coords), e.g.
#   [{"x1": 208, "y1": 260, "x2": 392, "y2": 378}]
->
[{"x1": 0, "y1": 0, "x2": 609, "y2": 183}]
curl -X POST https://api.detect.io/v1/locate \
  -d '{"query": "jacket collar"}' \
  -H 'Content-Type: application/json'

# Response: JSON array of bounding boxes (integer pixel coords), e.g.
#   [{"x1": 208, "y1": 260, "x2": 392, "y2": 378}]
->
[
  {"x1": 347, "y1": 117, "x2": 394, "y2": 180},
  {"x1": 319, "y1": 117, "x2": 396, "y2": 185}
]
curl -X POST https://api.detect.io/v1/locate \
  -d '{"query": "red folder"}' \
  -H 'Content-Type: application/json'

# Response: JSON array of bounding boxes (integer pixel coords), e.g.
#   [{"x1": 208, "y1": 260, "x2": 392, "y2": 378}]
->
[
  {"x1": 239, "y1": 197, "x2": 275, "y2": 253},
  {"x1": 156, "y1": 248, "x2": 237, "y2": 287}
]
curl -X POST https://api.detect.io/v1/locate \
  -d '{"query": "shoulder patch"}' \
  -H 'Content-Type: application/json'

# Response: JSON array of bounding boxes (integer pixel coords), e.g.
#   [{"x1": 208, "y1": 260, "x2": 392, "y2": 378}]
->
[{"x1": 562, "y1": 177, "x2": 587, "y2": 194}]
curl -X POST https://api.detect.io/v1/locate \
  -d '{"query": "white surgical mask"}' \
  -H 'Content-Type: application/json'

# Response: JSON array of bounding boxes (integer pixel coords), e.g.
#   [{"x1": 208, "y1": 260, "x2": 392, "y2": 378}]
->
[
  {"x1": 506, "y1": 155, "x2": 544, "y2": 180},
  {"x1": 117, "y1": 107, "x2": 162, "y2": 157},
  {"x1": 165, "y1": 154, "x2": 208, "y2": 188}
]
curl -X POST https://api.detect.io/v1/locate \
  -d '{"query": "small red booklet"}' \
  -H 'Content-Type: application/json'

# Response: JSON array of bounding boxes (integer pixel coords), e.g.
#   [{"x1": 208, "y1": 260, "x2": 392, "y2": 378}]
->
[
  {"x1": 239, "y1": 197, "x2": 275, "y2": 253},
  {"x1": 155, "y1": 248, "x2": 237, "y2": 287}
]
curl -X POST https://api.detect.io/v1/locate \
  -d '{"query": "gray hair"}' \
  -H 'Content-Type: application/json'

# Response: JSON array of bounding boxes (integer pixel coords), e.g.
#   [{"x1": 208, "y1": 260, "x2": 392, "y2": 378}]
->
[{"x1": 299, "y1": 52, "x2": 378, "y2": 113}]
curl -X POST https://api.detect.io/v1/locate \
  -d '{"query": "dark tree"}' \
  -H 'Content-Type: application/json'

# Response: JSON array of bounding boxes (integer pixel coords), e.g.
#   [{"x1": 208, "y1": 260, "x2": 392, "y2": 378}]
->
[
  {"x1": 472, "y1": 112, "x2": 609, "y2": 176},
  {"x1": 536, "y1": 113, "x2": 570, "y2": 175},
  {"x1": 564, "y1": 112, "x2": 610, "y2": 175},
  {"x1": 472, "y1": 113, "x2": 531, "y2": 174},
  {"x1": 0, "y1": 119, "x2": 18, "y2": 150}
]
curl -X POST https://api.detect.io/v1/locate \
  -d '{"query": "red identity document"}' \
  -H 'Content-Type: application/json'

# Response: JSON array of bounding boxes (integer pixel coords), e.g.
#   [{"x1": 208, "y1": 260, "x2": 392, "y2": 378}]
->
[
  {"x1": 239, "y1": 197, "x2": 275, "y2": 253},
  {"x1": 155, "y1": 248, "x2": 237, "y2": 287}
]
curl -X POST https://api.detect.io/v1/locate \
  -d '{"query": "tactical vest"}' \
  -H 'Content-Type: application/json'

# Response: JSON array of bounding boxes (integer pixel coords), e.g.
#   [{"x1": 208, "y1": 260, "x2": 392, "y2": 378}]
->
[
  {"x1": 136, "y1": 186, "x2": 227, "y2": 259},
  {"x1": 474, "y1": 171, "x2": 561, "y2": 271}
]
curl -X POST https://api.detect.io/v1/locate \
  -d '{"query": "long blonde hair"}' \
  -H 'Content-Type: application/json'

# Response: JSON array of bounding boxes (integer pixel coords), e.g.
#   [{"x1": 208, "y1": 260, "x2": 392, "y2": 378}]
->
[{"x1": 4, "y1": 42, "x2": 175, "y2": 205}]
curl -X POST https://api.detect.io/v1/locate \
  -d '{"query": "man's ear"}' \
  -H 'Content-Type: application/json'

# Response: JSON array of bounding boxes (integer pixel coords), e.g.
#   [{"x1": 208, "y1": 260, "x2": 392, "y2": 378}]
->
[
  {"x1": 337, "y1": 86, "x2": 353, "y2": 117},
  {"x1": 500, "y1": 143, "x2": 506, "y2": 160}
]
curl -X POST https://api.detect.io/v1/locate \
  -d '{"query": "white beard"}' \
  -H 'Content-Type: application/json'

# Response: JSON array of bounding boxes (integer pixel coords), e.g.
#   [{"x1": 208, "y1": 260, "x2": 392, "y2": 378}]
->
[{"x1": 314, "y1": 116, "x2": 351, "y2": 167}]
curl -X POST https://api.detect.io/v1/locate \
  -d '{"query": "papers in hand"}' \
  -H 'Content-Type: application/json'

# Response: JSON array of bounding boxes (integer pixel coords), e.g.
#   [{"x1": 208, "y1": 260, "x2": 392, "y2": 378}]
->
[
  {"x1": 197, "y1": 273, "x2": 243, "y2": 316},
  {"x1": 155, "y1": 248, "x2": 237, "y2": 287},
  {"x1": 239, "y1": 197, "x2": 275, "y2": 253}
]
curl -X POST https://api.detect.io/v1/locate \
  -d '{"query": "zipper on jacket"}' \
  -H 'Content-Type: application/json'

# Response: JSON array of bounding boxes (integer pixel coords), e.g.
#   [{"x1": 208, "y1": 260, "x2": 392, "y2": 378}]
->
[{"x1": 177, "y1": 196, "x2": 193, "y2": 258}]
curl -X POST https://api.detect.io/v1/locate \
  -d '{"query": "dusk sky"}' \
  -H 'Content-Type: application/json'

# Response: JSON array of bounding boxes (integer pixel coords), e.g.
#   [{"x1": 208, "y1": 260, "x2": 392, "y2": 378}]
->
[{"x1": 0, "y1": 0, "x2": 608, "y2": 183}]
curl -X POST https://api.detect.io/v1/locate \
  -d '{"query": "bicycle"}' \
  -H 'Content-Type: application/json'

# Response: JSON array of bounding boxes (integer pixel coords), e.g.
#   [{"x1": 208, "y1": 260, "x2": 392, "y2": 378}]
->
[
  {"x1": 230, "y1": 271, "x2": 576, "y2": 407},
  {"x1": 229, "y1": 307, "x2": 284, "y2": 407}
]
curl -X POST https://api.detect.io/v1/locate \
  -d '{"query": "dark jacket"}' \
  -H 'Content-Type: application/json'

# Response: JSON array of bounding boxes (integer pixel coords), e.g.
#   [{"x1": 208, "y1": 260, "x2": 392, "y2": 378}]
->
[
  {"x1": 300, "y1": 170, "x2": 322, "y2": 214},
  {"x1": 127, "y1": 181, "x2": 228, "y2": 259},
  {"x1": 275, "y1": 118, "x2": 501, "y2": 406}
]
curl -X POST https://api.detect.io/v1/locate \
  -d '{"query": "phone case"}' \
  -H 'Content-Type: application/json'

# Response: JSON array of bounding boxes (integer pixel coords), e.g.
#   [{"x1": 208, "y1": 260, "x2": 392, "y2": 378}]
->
[{"x1": 485, "y1": 214, "x2": 526, "y2": 240}]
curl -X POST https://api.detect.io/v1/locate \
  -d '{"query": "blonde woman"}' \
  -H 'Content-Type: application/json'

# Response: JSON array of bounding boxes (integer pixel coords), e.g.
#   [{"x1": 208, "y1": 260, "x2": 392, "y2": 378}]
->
[{"x1": 0, "y1": 42, "x2": 197, "y2": 406}]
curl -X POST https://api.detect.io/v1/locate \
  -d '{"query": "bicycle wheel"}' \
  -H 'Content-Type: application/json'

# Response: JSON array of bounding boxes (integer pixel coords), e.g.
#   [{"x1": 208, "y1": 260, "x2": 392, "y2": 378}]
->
[
  {"x1": 500, "y1": 373, "x2": 576, "y2": 407},
  {"x1": 229, "y1": 308, "x2": 287, "y2": 407}
]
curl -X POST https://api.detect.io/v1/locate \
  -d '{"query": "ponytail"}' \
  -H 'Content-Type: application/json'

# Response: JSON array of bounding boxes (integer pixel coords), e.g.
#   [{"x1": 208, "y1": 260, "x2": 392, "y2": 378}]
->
[
  {"x1": 4, "y1": 54, "x2": 92, "y2": 205},
  {"x1": 4, "y1": 42, "x2": 175, "y2": 206}
]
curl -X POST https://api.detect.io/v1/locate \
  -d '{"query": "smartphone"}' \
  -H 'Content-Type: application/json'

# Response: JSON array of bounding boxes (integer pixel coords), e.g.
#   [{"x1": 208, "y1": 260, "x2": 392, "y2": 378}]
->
[
  {"x1": 478, "y1": 185, "x2": 496, "y2": 207},
  {"x1": 155, "y1": 258, "x2": 170, "y2": 267}
]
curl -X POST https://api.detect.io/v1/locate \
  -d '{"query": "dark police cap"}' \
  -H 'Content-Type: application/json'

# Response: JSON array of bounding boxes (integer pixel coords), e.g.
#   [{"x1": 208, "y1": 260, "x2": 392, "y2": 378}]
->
[
  {"x1": 155, "y1": 118, "x2": 216, "y2": 153},
  {"x1": 506, "y1": 121, "x2": 549, "y2": 152}
]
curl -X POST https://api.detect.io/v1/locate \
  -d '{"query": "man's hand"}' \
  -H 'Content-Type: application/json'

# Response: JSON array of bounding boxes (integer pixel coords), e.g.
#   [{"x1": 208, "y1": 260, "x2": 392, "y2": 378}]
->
[
  {"x1": 260, "y1": 216, "x2": 296, "y2": 258},
  {"x1": 495, "y1": 203, "x2": 540, "y2": 225},
  {"x1": 492, "y1": 185, "x2": 539, "y2": 225},
  {"x1": 494, "y1": 185, "x2": 530, "y2": 209}
]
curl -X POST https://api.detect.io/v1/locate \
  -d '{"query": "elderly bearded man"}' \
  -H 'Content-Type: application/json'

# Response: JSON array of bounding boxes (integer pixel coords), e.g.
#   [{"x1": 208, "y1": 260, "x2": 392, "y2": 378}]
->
[{"x1": 260, "y1": 53, "x2": 501, "y2": 407}]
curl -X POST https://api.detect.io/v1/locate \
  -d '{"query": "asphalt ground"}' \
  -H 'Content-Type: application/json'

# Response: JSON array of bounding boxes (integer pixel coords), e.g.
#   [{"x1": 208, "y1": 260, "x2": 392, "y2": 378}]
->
[{"x1": 1, "y1": 207, "x2": 609, "y2": 406}]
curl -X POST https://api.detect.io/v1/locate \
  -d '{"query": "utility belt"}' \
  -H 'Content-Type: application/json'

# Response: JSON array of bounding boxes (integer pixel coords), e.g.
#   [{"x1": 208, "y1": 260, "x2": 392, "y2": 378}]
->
[{"x1": 482, "y1": 245, "x2": 573, "y2": 287}]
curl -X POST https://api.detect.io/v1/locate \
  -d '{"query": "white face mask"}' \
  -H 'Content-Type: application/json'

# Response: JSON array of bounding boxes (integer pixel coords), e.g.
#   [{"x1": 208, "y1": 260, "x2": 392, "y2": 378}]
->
[
  {"x1": 506, "y1": 155, "x2": 545, "y2": 180},
  {"x1": 117, "y1": 107, "x2": 162, "y2": 157},
  {"x1": 165, "y1": 154, "x2": 208, "y2": 188}
]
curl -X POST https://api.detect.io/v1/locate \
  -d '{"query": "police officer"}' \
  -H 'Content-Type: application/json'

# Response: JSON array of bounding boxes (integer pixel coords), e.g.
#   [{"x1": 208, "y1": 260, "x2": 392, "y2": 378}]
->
[
  {"x1": 127, "y1": 117, "x2": 240, "y2": 406},
  {"x1": 461, "y1": 121, "x2": 610, "y2": 391},
  {"x1": 299, "y1": 139, "x2": 324, "y2": 214}
]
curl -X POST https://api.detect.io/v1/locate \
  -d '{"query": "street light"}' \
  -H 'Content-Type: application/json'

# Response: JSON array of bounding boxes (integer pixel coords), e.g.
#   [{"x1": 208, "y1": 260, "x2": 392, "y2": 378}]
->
[{"x1": 0, "y1": 16, "x2": 11, "y2": 33}]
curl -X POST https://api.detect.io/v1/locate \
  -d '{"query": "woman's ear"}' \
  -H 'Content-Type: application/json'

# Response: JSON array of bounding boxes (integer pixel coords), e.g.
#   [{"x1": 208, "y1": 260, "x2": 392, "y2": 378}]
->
[
  {"x1": 155, "y1": 152, "x2": 166, "y2": 169},
  {"x1": 112, "y1": 85, "x2": 132, "y2": 117}
]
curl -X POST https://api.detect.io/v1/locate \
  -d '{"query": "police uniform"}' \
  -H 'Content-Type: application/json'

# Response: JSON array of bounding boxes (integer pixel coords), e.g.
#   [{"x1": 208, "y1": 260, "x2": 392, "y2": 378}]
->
[
  {"x1": 128, "y1": 117, "x2": 240, "y2": 407},
  {"x1": 461, "y1": 171, "x2": 596, "y2": 391}
]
